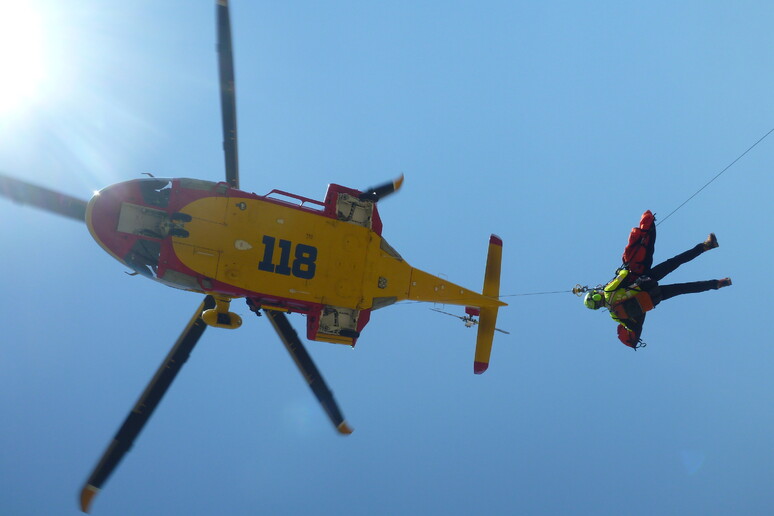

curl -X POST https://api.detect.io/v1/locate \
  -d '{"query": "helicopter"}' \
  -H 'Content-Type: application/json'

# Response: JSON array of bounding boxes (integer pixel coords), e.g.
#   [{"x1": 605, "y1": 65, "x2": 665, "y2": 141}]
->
[{"x1": 0, "y1": 1, "x2": 506, "y2": 512}]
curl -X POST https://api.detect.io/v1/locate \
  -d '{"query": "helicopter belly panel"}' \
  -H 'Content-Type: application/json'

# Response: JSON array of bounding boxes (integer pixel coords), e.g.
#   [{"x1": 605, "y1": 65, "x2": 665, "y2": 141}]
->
[
  {"x1": 172, "y1": 244, "x2": 221, "y2": 278},
  {"x1": 171, "y1": 195, "x2": 372, "y2": 309}
]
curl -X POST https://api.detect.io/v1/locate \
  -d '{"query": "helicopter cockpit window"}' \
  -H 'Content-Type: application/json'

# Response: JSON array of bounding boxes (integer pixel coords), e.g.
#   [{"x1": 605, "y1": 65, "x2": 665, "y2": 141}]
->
[
  {"x1": 124, "y1": 239, "x2": 162, "y2": 278},
  {"x1": 139, "y1": 179, "x2": 172, "y2": 208},
  {"x1": 179, "y1": 178, "x2": 227, "y2": 194}
]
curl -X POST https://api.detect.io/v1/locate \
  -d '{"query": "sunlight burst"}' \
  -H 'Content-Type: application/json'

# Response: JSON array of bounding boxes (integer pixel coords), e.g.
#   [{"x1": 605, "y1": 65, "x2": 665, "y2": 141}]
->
[{"x1": 0, "y1": 1, "x2": 47, "y2": 114}]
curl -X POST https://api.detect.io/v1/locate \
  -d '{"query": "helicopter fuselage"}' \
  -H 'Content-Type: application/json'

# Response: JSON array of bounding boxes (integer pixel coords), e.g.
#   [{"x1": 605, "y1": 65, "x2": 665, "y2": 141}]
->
[{"x1": 86, "y1": 178, "x2": 503, "y2": 345}]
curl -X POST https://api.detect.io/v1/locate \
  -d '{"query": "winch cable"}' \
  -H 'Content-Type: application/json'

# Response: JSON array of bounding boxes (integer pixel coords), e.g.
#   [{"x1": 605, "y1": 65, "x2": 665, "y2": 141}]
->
[{"x1": 657, "y1": 126, "x2": 774, "y2": 226}]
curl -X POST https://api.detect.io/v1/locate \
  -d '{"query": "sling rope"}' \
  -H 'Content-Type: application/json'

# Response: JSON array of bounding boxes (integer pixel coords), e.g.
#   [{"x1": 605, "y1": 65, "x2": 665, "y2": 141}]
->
[{"x1": 657, "y1": 126, "x2": 774, "y2": 226}]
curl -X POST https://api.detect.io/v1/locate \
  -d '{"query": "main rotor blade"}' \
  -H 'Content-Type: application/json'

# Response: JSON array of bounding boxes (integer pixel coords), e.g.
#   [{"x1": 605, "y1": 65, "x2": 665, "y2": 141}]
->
[
  {"x1": 358, "y1": 174, "x2": 404, "y2": 202},
  {"x1": 264, "y1": 310, "x2": 353, "y2": 435},
  {"x1": 0, "y1": 173, "x2": 88, "y2": 222},
  {"x1": 216, "y1": 0, "x2": 239, "y2": 189},
  {"x1": 80, "y1": 296, "x2": 216, "y2": 513}
]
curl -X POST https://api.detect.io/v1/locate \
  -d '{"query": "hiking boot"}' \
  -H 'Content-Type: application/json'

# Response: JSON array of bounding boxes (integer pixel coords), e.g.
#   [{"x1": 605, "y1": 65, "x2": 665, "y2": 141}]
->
[
  {"x1": 703, "y1": 233, "x2": 719, "y2": 251},
  {"x1": 717, "y1": 278, "x2": 732, "y2": 289}
]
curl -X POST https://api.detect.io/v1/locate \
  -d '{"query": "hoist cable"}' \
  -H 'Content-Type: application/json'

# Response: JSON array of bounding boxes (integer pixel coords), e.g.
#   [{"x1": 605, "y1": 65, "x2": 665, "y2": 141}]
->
[
  {"x1": 657, "y1": 126, "x2": 774, "y2": 226},
  {"x1": 499, "y1": 290, "x2": 572, "y2": 297}
]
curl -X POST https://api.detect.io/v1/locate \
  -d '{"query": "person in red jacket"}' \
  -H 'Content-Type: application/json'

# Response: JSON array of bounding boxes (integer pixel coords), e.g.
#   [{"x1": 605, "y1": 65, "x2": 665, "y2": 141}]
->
[{"x1": 583, "y1": 210, "x2": 732, "y2": 349}]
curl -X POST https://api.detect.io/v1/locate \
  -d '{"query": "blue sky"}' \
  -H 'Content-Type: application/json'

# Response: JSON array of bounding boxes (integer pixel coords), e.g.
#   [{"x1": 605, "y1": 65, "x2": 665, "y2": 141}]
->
[{"x1": 1, "y1": 1, "x2": 773, "y2": 515}]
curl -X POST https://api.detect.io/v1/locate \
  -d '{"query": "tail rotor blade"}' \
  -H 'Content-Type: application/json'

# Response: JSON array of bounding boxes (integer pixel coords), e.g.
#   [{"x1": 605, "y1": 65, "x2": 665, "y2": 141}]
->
[
  {"x1": 431, "y1": 308, "x2": 466, "y2": 322},
  {"x1": 216, "y1": 0, "x2": 239, "y2": 189},
  {"x1": 433, "y1": 307, "x2": 509, "y2": 334},
  {"x1": 264, "y1": 310, "x2": 353, "y2": 435},
  {"x1": 79, "y1": 296, "x2": 216, "y2": 513},
  {"x1": 0, "y1": 174, "x2": 88, "y2": 222}
]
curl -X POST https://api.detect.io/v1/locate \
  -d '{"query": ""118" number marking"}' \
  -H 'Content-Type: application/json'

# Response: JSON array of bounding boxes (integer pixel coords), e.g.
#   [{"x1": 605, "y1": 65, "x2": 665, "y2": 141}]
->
[{"x1": 258, "y1": 236, "x2": 317, "y2": 279}]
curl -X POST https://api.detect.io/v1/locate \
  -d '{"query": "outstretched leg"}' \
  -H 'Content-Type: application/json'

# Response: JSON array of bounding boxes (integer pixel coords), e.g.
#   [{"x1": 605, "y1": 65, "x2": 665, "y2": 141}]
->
[
  {"x1": 656, "y1": 278, "x2": 731, "y2": 304},
  {"x1": 649, "y1": 234, "x2": 718, "y2": 282}
]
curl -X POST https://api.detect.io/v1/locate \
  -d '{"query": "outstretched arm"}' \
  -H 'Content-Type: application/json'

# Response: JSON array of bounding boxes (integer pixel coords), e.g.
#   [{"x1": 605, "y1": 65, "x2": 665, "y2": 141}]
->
[{"x1": 605, "y1": 268, "x2": 630, "y2": 293}]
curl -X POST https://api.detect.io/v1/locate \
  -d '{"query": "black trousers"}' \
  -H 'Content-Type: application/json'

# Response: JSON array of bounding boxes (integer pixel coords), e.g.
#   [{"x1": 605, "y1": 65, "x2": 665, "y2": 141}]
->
[{"x1": 647, "y1": 243, "x2": 718, "y2": 304}]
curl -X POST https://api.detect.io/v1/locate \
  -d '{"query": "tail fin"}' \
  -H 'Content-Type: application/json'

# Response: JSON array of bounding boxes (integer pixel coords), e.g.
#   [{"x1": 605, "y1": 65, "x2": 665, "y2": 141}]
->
[{"x1": 474, "y1": 235, "x2": 504, "y2": 374}]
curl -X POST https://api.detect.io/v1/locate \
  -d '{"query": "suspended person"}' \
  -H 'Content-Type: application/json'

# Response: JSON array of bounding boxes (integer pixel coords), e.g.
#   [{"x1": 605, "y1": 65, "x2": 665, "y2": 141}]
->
[{"x1": 582, "y1": 210, "x2": 731, "y2": 349}]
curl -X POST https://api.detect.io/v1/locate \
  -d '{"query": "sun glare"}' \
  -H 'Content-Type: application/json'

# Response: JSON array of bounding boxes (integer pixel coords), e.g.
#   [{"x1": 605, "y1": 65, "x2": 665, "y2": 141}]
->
[{"x1": 0, "y1": 1, "x2": 47, "y2": 115}]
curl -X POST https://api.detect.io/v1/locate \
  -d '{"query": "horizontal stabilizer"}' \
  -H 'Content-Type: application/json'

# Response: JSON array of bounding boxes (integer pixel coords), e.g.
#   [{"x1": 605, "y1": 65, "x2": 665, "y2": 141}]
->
[{"x1": 474, "y1": 235, "x2": 504, "y2": 374}]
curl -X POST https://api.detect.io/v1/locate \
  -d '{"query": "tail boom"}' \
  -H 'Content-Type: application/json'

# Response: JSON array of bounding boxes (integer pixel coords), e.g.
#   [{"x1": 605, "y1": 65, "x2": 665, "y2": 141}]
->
[{"x1": 406, "y1": 268, "x2": 504, "y2": 308}]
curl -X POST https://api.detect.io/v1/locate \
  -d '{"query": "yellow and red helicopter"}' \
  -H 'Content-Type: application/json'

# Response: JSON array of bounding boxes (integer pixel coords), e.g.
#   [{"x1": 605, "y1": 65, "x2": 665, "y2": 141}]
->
[{"x1": 0, "y1": 1, "x2": 506, "y2": 512}]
